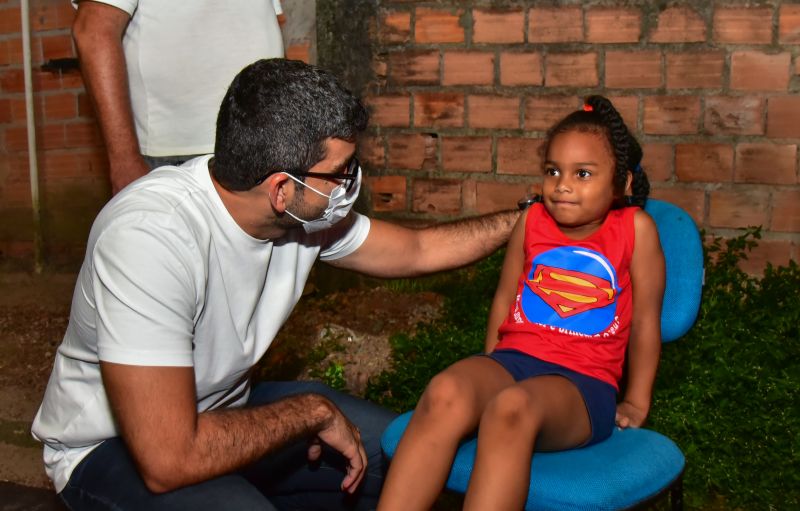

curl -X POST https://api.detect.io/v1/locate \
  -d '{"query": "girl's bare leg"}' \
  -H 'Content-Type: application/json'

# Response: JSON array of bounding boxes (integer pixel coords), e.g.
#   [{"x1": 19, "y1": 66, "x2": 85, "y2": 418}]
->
[
  {"x1": 377, "y1": 357, "x2": 514, "y2": 511},
  {"x1": 463, "y1": 375, "x2": 591, "y2": 511}
]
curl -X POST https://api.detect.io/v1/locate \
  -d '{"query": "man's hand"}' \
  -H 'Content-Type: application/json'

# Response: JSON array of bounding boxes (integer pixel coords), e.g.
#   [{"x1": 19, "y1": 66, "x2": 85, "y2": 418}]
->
[
  {"x1": 110, "y1": 155, "x2": 150, "y2": 194},
  {"x1": 615, "y1": 400, "x2": 648, "y2": 429},
  {"x1": 310, "y1": 405, "x2": 367, "y2": 493}
]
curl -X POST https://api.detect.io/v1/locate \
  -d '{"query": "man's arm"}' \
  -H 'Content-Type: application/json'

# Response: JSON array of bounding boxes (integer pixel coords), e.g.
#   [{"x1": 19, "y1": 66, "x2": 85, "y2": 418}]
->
[
  {"x1": 328, "y1": 210, "x2": 521, "y2": 278},
  {"x1": 101, "y1": 363, "x2": 367, "y2": 494},
  {"x1": 73, "y1": 1, "x2": 149, "y2": 194},
  {"x1": 615, "y1": 210, "x2": 665, "y2": 428}
]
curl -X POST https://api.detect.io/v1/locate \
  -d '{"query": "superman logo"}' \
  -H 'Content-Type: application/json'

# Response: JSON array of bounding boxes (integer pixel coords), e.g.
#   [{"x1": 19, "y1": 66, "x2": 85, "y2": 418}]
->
[
  {"x1": 526, "y1": 265, "x2": 616, "y2": 318},
  {"x1": 519, "y1": 247, "x2": 620, "y2": 335}
]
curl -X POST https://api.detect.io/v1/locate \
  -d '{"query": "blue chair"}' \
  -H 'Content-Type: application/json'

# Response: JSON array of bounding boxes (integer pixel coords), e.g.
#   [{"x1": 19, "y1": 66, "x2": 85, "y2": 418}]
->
[{"x1": 381, "y1": 199, "x2": 703, "y2": 510}]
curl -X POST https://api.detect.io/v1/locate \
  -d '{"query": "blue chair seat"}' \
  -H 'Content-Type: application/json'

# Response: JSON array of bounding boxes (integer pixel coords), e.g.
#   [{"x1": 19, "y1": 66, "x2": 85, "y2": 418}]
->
[{"x1": 382, "y1": 411, "x2": 684, "y2": 510}]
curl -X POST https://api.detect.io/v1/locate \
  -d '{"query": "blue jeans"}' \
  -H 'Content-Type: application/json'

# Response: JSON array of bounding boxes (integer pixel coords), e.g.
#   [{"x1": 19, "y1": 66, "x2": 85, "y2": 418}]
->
[{"x1": 59, "y1": 381, "x2": 397, "y2": 511}]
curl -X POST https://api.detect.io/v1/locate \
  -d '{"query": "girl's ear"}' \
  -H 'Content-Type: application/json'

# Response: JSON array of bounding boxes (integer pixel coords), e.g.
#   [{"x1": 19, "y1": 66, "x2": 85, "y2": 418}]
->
[{"x1": 624, "y1": 170, "x2": 633, "y2": 195}]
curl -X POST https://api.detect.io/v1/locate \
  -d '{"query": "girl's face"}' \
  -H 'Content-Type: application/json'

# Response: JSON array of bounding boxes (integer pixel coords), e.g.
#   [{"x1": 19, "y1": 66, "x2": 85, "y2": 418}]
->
[{"x1": 542, "y1": 130, "x2": 626, "y2": 238}]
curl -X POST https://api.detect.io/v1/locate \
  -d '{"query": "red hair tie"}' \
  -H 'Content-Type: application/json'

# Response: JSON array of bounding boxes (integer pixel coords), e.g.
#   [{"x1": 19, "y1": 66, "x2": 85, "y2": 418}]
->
[{"x1": 583, "y1": 104, "x2": 593, "y2": 112}]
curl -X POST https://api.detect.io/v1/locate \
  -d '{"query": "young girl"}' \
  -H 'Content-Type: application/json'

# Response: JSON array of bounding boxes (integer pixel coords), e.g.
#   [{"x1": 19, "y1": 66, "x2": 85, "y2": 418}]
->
[{"x1": 377, "y1": 96, "x2": 665, "y2": 510}]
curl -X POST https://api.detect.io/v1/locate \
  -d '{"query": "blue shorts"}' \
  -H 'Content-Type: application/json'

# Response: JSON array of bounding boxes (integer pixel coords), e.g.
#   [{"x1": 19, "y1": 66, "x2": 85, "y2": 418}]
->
[{"x1": 483, "y1": 349, "x2": 617, "y2": 447}]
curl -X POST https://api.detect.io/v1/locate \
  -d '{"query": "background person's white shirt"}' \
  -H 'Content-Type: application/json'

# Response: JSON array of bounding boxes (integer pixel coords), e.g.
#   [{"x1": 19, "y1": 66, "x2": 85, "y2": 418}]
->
[{"x1": 73, "y1": 0, "x2": 285, "y2": 156}]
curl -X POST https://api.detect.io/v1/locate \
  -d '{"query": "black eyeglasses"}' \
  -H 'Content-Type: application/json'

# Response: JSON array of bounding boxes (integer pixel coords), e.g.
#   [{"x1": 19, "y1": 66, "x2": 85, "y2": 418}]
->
[{"x1": 258, "y1": 157, "x2": 360, "y2": 191}]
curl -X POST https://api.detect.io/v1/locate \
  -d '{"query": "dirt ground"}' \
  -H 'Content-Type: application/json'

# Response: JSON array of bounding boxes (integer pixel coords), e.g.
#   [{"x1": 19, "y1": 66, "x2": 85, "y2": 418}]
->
[{"x1": 0, "y1": 271, "x2": 442, "y2": 491}]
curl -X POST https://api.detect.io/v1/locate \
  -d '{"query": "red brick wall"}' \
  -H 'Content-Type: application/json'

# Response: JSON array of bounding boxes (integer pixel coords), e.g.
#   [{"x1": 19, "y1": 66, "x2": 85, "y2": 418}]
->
[
  {"x1": 363, "y1": 2, "x2": 800, "y2": 272},
  {"x1": 1, "y1": 1, "x2": 799, "y2": 273}
]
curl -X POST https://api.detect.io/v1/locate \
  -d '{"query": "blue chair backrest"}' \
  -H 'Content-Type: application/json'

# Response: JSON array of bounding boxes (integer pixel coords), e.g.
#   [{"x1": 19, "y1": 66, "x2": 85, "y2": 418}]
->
[{"x1": 644, "y1": 199, "x2": 704, "y2": 342}]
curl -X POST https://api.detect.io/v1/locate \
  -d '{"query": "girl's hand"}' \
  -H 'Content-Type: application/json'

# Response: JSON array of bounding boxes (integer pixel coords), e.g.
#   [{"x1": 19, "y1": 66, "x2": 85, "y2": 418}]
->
[{"x1": 615, "y1": 400, "x2": 648, "y2": 428}]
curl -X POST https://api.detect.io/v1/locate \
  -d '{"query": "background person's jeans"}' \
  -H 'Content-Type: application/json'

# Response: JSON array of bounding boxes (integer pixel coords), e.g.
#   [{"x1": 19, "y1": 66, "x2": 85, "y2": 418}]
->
[{"x1": 59, "y1": 381, "x2": 397, "y2": 511}]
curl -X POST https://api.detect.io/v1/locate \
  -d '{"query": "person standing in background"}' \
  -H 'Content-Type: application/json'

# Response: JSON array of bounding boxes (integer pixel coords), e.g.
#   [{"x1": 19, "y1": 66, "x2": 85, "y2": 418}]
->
[{"x1": 71, "y1": 0, "x2": 285, "y2": 194}]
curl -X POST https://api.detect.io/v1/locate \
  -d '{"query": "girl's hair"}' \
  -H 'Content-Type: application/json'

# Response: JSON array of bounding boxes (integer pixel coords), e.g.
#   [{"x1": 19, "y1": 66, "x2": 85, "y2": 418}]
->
[{"x1": 542, "y1": 95, "x2": 650, "y2": 208}]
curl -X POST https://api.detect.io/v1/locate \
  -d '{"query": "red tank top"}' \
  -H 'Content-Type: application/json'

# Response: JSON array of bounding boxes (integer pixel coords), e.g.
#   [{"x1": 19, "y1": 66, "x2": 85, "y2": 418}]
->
[{"x1": 495, "y1": 203, "x2": 637, "y2": 389}]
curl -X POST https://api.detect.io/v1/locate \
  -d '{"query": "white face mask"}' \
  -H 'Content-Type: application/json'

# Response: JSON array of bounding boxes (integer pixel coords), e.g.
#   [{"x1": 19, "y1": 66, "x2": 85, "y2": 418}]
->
[{"x1": 283, "y1": 166, "x2": 362, "y2": 233}]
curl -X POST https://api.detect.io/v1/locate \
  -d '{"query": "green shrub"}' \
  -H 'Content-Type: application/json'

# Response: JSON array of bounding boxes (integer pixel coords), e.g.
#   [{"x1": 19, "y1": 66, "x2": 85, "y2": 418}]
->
[
  {"x1": 366, "y1": 229, "x2": 799, "y2": 509},
  {"x1": 649, "y1": 229, "x2": 799, "y2": 509}
]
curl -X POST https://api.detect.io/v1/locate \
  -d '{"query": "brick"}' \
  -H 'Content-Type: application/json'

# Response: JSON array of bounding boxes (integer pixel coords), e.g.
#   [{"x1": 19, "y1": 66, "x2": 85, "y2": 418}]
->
[
  {"x1": 666, "y1": 51, "x2": 725, "y2": 89},
  {"x1": 40, "y1": 34, "x2": 74, "y2": 60},
  {"x1": 586, "y1": 7, "x2": 641, "y2": 43},
  {"x1": 33, "y1": 70, "x2": 62, "y2": 92},
  {"x1": 770, "y1": 190, "x2": 800, "y2": 233},
  {"x1": 704, "y1": 96, "x2": 765, "y2": 136},
  {"x1": 441, "y1": 137, "x2": 492, "y2": 173},
  {"x1": 0, "y1": 69, "x2": 25, "y2": 94},
  {"x1": 44, "y1": 92, "x2": 77, "y2": 120},
  {"x1": 443, "y1": 51, "x2": 494, "y2": 86},
  {"x1": 649, "y1": 187, "x2": 705, "y2": 225},
  {"x1": 7, "y1": 97, "x2": 29, "y2": 124},
  {"x1": 285, "y1": 42, "x2": 310, "y2": 64},
  {"x1": 61, "y1": 71, "x2": 84, "y2": 90},
  {"x1": 367, "y1": 175, "x2": 406, "y2": 212},
  {"x1": 735, "y1": 143, "x2": 797, "y2": 185},
  {"x1": 413, "y1": 92, "x2": 464, "y2": 128},
  {"x1": 713, "y1": 6, "x2": 773, "y2": 44},
  {"x1": 412, "y1": 179, "x2": 461, "y2": 214},
  {"x1": 473, "y1": 9, "x2": 524, "y2": 44},
  {"x1": 606, "y1": 96, "x2": 638, "y2": 131},
  {"x1": 0, "y1": 5, "x2": 21, "y2": 34},
  {"x1": 767, "y1": 96, "x2": 800, "y2": 138},
  {"x1": 0, "y1": 98, "x2": 11, "y2": 124},
  {"x1": 0, "y1": 37, "x2": 23, "y2": 66},
  {"x1": 497, "y1": 137, "x2": 545, "y2": 176},
  {"x1": 78, "y1": 92, "x2": 95, "y2": 118},
  {"x1": 39, "y1": 123, "x2": 67, "y2": 150},
  {"x1": 476, "y1": 181, "x2": 532, "y2": 214},
  {"x1": 675, "y1": 143, "x2": 734, "y2": 183},
  {"x1": 644, "y1": 96, "x2": 700, "y2": 135},
  {"x1": 709, "y1": 188, "x2": 769, "y2": 229},
  {"x1": 524, "y1": 96, "x2": 579, "y2": 132},
  {"x1": 738, "y1": 240, "x2": 792, "y2": 275},
  {"x1": 372, "y1": 55, "x2": 388, "y2": 83},
  {"x1": 364, "y1": 95, "x2": 410, "y2": 128},
  {"x1": 415, "y1": 7, "x2": 464, "y2": 44},
  {"x1": 387, "y1": 133, "x2": 437, "y2": 170},
  {"x1": 388, "y1": 50, "x2": 439, "y2": 85},
  {"x1": 30, "y1": 2, "x2": 75, "y2": 31},
  {"x1": 3, "y1": 125, "x2": 29, "y2": 151},
  {"x1": 545, "y1": 52, "x2": 598, "y2": 87},
  {"x1": 779, "y1": 4, "x2": 800, "y2": 44},
  {"x1": 499, "y1": 52, "x2": 543, "y2": 86},
  {"x1": 730, "y1": 51, "x2": 791, "y2": 91},
  {"x1": 66, "y1": 120, "x2": 104, "y2": 148},
  {"x1": 468, "y1": 95, "x2": 519, "y2": 129},
  {"x1": 356, "y1": 134, "x2": 384, "y2": 169},
  {"x1": 40, "y1": 151, "x2": 83, "y2": 180},
  {"x1": 650, "y1": 6, "x2": 707, "y2": 43},
  {"x1": 379, "y1": 10, "x2": 411, "y2": 44},
  {"x1": 529, "y1": 6, "x2": 583, "y2": 43},
  {"x1": 605, "y1": 50, "x2": 662, "y2": 89},
  {"x1": 641, "y1": 143, "x2": 673, "y2": 182}
]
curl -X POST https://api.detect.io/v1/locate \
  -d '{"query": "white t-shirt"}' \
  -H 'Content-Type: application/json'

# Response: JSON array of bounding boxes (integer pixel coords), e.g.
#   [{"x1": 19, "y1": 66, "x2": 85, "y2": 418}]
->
[
  {"x1": 74, "y1": 0, "x2": 285, "y2": 156},
  {"x1": 31, "y1": 155, "x2": 370, "y2": 492}
]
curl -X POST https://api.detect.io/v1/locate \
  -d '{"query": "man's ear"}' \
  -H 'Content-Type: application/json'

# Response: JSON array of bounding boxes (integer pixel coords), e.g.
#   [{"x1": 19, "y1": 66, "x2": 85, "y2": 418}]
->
[{"x1": 265, "y1": 173, "x2": 292, "y2": 213}]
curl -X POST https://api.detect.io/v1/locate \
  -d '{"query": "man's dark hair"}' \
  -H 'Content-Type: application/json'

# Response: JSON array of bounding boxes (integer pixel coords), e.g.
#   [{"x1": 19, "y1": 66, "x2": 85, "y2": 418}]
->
[{"x1": 213, "y1": 58, "x2": 369, "y2": 191}]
